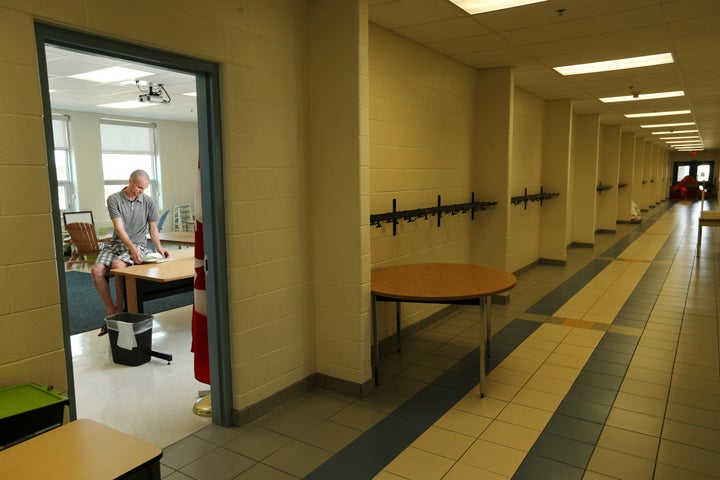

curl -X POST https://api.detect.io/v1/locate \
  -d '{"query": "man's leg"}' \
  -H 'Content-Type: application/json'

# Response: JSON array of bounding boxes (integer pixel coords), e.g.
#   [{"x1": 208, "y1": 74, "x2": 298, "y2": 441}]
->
[{"x1": 91, "y1": 262, "x2": 116, "y2": 316}]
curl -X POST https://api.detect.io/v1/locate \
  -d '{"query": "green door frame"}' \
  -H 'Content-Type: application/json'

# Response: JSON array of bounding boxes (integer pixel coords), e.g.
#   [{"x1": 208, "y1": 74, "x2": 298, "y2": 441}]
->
[{"x1": 35, "y1": 23, "x2": 233, "y2": 426}]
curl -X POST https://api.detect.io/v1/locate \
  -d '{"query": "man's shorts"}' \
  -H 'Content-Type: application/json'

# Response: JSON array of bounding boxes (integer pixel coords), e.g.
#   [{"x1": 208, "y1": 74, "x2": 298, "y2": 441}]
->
[{"x1": 96, "y1": 241, "x2": 147, "y2": 267}]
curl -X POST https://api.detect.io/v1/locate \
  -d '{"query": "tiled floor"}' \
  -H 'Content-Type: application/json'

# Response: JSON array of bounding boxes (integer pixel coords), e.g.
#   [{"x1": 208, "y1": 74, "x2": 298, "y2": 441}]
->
[{"x1": 154, "y1": 200, "x2": 718, "y2": 479}]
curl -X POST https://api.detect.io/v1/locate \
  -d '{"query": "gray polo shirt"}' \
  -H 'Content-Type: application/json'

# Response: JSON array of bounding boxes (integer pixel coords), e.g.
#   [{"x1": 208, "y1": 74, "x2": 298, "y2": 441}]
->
[{"x1": 107, "y1": 188, "x2": 159, "y2": 246}]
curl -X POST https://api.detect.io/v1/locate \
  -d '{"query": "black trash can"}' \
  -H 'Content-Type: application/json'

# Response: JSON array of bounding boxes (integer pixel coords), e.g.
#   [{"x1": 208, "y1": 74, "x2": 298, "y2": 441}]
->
[{"x1": 105, "y1": 313, "x2": 154, "y2": 366}]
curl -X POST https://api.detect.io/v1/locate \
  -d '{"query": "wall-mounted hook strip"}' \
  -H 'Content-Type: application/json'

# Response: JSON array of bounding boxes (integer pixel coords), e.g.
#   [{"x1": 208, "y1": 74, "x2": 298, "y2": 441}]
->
[
  {"x1": 596, "y1": 182, "x2": 613, "y2": 193},
  {"x1": 617, "y1": 183, "x2": 628, "y2": 189},
  {"x1": 510, "y1": 187, "x2": 560, "y2": 209},
  {"x1": 370, "y1": 192, "x2": 497, "y2": 236}
]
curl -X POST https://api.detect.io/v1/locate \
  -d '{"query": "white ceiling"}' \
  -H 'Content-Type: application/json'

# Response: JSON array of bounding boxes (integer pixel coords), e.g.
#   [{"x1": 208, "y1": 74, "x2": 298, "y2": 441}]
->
[
  {"x1": 44, "y1": 0, "x2": 720, "y2": 150},
  {"x1": 45, "y1": 45, "x2": 198, "y2": 123},
  {"x1": 370, "y1": 0, "x2": 720, "y2": 150}
]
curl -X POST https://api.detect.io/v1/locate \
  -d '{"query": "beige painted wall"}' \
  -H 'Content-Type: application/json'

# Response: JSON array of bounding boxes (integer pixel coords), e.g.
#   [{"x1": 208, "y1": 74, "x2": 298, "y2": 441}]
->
[
  {"x1": 508, "y1": 88, "x2": 544, "y2": 271},
  {"x1": 369, "y1": 24, "x2": 477, "y2": 336}
]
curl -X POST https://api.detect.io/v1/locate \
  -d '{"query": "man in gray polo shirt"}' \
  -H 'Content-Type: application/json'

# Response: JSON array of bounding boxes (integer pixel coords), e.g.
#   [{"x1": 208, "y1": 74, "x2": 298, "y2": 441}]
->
[{"x1": 91, "y1": 169, "x2": 170, "y2": 335}]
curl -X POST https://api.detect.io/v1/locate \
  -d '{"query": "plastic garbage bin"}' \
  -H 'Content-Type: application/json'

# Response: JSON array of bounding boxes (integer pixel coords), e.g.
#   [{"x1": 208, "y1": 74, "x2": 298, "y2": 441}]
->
[{"x1": 105, "y1": 313, "x2": 154, "y2": 366}]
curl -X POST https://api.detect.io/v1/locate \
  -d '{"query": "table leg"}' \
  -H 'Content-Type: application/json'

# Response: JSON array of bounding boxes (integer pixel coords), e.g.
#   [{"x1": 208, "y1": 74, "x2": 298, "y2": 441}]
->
[
  {"x1": 396, "y1": 302, "x2": 401, "y2": 352},
  {"x1": 486, "y1": 296, "x2": 492, "y2": 359},
  {"x1": 123, "y1": 277, "x2": 140, "y2": 313},
  {"x1": 372, "y1": 294, "x2": 380, "y2": 385},
  {"x1": 697, "y1": 222, "x2": 702, "y2": 258},
  {"x1": 479, "y1": 296, "x2": 487, "y2": 397}
]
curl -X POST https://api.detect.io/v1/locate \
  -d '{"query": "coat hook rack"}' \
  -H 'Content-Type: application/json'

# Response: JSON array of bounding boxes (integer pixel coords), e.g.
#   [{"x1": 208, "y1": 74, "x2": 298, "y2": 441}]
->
[
  {"x1": 618, "y1": 182, "x2": 628, "y2": 189},
  {"x1": 510, "y1": 187, "x2": 560, "y2": 209},
  {"x1": 596, "y1": 182, "x2": 613, "y2": 194},
  {"x1": 370, "y1": 193, "x2": 496, "y2": 236}
]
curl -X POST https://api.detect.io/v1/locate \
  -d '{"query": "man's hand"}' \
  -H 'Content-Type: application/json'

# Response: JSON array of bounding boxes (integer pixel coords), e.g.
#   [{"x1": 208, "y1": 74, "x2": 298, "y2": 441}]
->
[
  {"x1": 130, "y1": 245, "x2": 143, "y2": 264},
  {"x1": 158, "y1": 246, "x2": 170, "y2": 259}
]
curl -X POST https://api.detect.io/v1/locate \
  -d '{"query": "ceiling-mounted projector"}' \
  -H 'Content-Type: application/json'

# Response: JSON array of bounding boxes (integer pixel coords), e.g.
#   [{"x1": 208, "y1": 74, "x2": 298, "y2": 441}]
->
[
  {"x1": 136, "y1": 80, "x2": 171, "y2": 104},
  {"x1": 139, "y1": 93, "x2": 167, "y2": 103}
]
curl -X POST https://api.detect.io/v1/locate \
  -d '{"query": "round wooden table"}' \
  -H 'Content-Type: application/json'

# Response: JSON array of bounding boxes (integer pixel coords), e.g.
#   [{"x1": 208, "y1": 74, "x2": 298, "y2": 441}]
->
[{"x1": 371, "y1": 263, "x2": 516, "y2": 396}]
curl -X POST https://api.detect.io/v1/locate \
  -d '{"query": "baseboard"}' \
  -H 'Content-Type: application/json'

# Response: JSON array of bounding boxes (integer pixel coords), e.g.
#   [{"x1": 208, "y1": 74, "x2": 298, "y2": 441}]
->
[
  {"x1": 570, "y1": 242, "x2": 594, "y2": 248},
  {"x1": 233, "y1": 374, "x2": 318, "y2": 426},
  {"x1": 317, "y1": 373, "x2": 375, "y2": 398},
  {"x1": 539, "y1": 258, "x2": 566, "y2": 266},
  {"x1": 595, "y1": 229, "x2": 616, "y2": 234}
]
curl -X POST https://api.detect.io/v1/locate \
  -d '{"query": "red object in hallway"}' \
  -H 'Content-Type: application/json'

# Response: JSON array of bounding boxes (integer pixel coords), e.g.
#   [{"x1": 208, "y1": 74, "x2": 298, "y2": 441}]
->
[{"x1": 192, "y1": 162, "x2": 210, "y2": 384}]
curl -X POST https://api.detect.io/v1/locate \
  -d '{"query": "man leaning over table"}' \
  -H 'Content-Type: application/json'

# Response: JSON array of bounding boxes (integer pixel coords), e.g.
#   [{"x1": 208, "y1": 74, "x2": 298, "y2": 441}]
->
[{"x1": 91, "y1": 169, "x2": 170, "y2": 336}]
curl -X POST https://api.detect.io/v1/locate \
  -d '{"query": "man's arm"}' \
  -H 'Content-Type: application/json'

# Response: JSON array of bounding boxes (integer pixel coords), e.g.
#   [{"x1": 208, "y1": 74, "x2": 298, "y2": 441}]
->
[{"x1": 148, "y1": 221, "x2": 170, "y2": 258}]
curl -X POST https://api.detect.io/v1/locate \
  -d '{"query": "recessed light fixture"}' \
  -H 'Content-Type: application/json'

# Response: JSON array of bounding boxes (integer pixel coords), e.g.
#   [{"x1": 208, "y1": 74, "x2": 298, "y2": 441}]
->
[
  {"x1": 99, "y1": 100, "x2": 158, "y2": 109},
  {"x1": 625, "y1": 110, "x2": 691, "y2": 118},
  {"x1": 449, "y1": 0, "x2": 547, "y2": 14},
  {"x1": 650, "y1": 129, "x2": 698, "y2": 135},
  {"x1": 659, "y1": 136, "x2": 700, "y2": 140},
  {"x1": 640, "y1": 122, "x2": 695, "y2": 128},
  {"x1": 554, "y1": 53, "x2": 674, "y2": 76},
  {"x1": 599, "y1": 91, "x2": 684, "y2": 103},
  {"x1": 182, "y1": 92, "x2": 197, "y2": 97},
  {"x1": 71, "y1": 66, "x2": 155, "y2": 83}
]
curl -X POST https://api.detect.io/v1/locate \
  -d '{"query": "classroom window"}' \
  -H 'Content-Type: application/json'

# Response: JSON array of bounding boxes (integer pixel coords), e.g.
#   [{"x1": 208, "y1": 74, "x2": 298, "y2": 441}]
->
[
  {"x1": 53, "y1": 115, "x2": 74, "y2": 211},
  {"x1": 100, "y1": 120, "x2": 159, "y2": 203}
]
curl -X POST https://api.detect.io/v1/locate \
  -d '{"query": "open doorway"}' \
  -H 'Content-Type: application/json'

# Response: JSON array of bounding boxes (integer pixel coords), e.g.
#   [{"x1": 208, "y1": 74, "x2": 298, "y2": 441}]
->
[{"x1": 35, "y1": 24, "x2": 232, "y2": 445}]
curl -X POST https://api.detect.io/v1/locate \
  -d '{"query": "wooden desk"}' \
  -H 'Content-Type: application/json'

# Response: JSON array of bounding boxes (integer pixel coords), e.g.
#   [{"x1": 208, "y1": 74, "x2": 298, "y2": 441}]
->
[
  {"x1": 156, "y1": 231, "x2": 195, "y2": 247},
  {"x1": 697, "y1": 210, "x2": 720, "y2": 257},
  {"x1": 0, "y1": 419, "x2": 162, "y2": 479},
  {"x1": 372, "y1": 263, "x2": 516, "y2": 396},
  {"x1": 112, "y1": 248, "x2": 196, "y2": 313}
]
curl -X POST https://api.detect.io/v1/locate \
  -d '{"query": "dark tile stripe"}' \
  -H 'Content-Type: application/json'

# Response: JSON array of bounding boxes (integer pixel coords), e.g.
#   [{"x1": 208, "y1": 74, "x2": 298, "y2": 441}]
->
[{"x1": 308, "y1": 202, "x2": 678, "y2": 479}]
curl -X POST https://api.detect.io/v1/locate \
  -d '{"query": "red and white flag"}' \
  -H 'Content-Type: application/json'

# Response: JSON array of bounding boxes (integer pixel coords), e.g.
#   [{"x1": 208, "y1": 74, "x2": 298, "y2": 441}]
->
[{"x1": 192, "y1": 161, "x2": 210, "y2": 384}]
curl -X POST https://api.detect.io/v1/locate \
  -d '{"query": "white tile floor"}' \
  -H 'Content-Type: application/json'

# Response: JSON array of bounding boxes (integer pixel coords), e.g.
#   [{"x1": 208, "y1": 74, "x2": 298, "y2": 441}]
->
[{"x1": 71, "y1": 304, "x2": 211, "y2": 447}]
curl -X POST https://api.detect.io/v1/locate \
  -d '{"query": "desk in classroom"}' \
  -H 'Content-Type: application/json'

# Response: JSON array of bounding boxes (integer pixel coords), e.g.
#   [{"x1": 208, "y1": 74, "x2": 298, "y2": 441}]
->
[
  {"x1": 0, "y1": 418, "x2": 162, "y2": 480},
  {"x1": 371, "y1": 263, "x2": 516, "y2": 396},
  {"x1": 112, "y1": 247, "x2": 196, "y2": 313},
  {"x1": 155, "y1": 231, "x2": 195, "y2": 247}
]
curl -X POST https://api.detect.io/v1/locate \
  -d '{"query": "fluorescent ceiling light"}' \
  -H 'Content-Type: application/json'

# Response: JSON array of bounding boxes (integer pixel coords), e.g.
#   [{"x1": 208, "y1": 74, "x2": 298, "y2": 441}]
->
[
  {"x1": 71, "y1": 66, "x2": 155, "y2": 83},
  {"x1": 554, "y1": 53, "x2": 674, "y2": 76},
  {"x1": 659, "y1": 136, "x2": 700, "y2": 140},
  {"x1": 625, "y1": 110, "x2": 691, "y2": 118},
  {"x1": 599, "y1": 91, "x2": 684, "y2": 103},
  {"x1": 666, "y1": 140, "x2": 703, "y2": 144},
  {"x1": 449, "y1": 0, "x2": 547, "y2": 14},
  {"x1": 182, "y1": 92, "x2": 197, "y2": 97},
  {"x1": 640, "y1": 122, "x2": 695, "y2": 128},
  {"x1": 99, "y1": 100, "x2": 158, "y2": 109},
  {"x1": 651, "y1": 129, "x2": 698, "y2": 135}
]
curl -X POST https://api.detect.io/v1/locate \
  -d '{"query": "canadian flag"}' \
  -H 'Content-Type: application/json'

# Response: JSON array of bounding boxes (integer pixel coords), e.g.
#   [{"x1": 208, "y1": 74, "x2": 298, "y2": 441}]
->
[{"x1": 192, "y1": 161, "x2": 210, "y2": 384}]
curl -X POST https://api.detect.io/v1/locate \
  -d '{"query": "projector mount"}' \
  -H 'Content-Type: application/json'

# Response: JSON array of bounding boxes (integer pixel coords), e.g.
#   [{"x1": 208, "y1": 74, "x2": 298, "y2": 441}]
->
[{"x1": 136, "y1": 80, "x2": 171, "y2": 104}]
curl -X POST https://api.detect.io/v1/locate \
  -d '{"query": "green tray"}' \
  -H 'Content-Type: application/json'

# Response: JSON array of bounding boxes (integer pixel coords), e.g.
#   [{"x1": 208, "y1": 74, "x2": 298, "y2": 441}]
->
[{"x1": 0, "y1": 382, "x2": 69, "y2": 447}]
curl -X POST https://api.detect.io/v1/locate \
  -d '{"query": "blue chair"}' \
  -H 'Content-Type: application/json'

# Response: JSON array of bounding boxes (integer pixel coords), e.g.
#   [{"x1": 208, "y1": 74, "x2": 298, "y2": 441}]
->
[{"x1": 157, "y1": 210, "x2": 170, "y2": 231}]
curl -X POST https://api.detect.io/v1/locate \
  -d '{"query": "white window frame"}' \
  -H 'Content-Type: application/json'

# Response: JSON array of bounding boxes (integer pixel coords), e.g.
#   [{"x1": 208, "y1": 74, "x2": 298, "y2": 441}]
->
[
  {"x1": 99, "y1": 119, "x2": 160, "y2": 205},
  {"x1": 53, "y1": 114, "x2": 75, "y2": 212}
]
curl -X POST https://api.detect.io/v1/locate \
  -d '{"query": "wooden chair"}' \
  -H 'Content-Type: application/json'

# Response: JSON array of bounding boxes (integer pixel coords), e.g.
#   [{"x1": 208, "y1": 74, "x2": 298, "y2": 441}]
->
[{"x1": 65, "y1": 222, "x2": 105, "y2": 267}]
